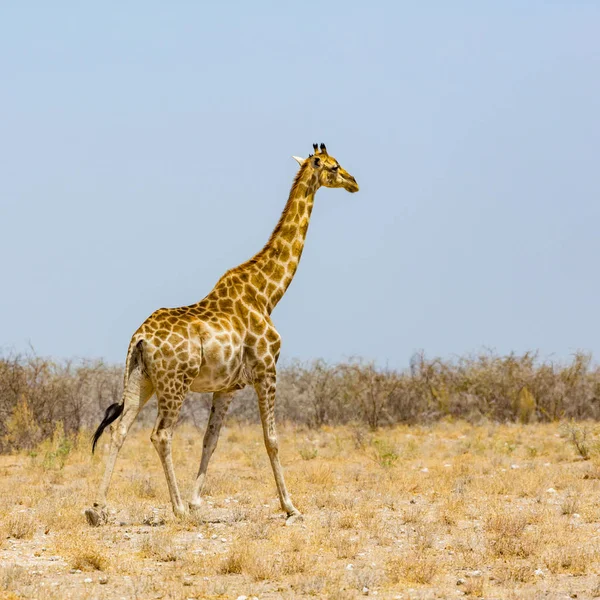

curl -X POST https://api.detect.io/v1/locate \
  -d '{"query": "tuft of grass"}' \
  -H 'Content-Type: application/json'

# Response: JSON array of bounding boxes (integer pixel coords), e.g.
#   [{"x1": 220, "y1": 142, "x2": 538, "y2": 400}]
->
[
  {"x1": 544, "y1": 546, "x2": 596, "y2": 575},
  {"x1": 370, "y1": 438, "x2": 399, "y2": 469},
  {"x1": 331, "y1": 532, "x2": 361, "y2": 559},
  {"x1": 485, "y1": 509, "x2": 536, "y2": 558},
  {"x1": 220, "y1": 541, "x2": 276, "y2": 581},
  {"x1": 386, "y1": 550, "x2": 439, "y2": 584},
  {"x1": 561, "y1": 492, "x2": 579, "y2": 516},
  {"x1": 298, "y1": 445, "x2": 318, "y2": 461},
  {"x1": 129, "y1": 474, "x2": 157, "y2": 499},
  {"x1": 70, "y1": 548, "x2": 110, "y2": 571},
  {"x1": 138, "y1": 531, "x2": 182, "y2": 563},
  {"x1": 462, "y1": 575, "x2": 485, "y2": 597},
  {"x1": 6, "y1": 513, "x2": 35, "y2": 539},
  {"x1": 55, "y1": 536, "x2": 110, "y2": 571}
]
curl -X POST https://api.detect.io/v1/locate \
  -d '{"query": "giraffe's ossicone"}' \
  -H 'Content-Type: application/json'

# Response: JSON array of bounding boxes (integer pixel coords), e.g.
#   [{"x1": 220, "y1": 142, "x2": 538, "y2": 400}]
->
[{"x1": 85, "y1": 143, "x2": 359, "y2": 526}]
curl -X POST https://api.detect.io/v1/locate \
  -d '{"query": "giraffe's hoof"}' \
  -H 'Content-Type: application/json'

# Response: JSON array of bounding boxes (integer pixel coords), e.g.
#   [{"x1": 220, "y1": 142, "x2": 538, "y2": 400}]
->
[
  {"x1": 85, "y1": 507, "x2": 107, "y2": 527},
  {"x1": 285, "y1": 512, "x2": 304, "y2": 526},
  {"x1": 188, "y1": 501, "x2": 202, "y2": 512},
  {"x1": 173, "y1": 506, "x2": 189, "y2": 519}
]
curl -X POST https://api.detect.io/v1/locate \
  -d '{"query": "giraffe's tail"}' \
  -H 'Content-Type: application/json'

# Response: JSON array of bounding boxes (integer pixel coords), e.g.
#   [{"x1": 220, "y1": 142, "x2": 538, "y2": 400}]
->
[
  {"x1": 91, "y1": 402, "x2": 123, "y2": 453},
  {"x1": 91, "y1": 339, "x2": 145, "y2": 453}
]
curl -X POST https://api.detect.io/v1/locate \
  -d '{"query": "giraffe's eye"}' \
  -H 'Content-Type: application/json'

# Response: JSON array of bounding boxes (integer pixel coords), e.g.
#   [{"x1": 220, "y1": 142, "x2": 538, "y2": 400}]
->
[{"x1": 331, "y1": 165, "x2": 339, "y2": 172}]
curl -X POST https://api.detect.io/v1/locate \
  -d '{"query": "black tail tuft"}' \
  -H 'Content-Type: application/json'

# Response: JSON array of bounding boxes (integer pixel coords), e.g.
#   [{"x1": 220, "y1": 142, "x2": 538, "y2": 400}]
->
[{"x1": 92, "y1": 402, "x2": 124, "y2": 454}]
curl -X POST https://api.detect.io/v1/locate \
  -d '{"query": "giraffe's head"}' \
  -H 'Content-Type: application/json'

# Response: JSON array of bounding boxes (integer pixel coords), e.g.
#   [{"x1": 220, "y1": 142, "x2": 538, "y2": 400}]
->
[{"x1": 293, "y1": 143, "x2": 359, "y2": 193}]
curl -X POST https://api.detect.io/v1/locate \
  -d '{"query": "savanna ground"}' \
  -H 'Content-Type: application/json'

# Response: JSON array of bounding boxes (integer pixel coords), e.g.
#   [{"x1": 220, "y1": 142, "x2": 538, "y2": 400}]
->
[{"x1": 2, "y1": 421, "x2": 600, "y2": 599}]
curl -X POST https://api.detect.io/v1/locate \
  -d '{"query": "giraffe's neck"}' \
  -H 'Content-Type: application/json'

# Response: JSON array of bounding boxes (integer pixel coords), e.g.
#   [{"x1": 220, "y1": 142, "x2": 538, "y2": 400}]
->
[{"x1": 221, "y1": 164, "x2": 320, "y2": 314}]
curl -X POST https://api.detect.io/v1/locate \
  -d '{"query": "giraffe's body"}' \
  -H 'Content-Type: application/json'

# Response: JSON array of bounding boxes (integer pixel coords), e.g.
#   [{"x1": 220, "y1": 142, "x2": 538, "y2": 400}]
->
[{"x1": 86, "y1": 144, "x2": 358, "y2": 525}]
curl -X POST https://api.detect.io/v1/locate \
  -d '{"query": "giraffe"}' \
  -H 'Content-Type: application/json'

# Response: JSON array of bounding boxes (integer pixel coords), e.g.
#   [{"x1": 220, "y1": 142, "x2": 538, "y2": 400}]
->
[{"x1": 85, "y1": 143, "x2": 359, "y2": 526}]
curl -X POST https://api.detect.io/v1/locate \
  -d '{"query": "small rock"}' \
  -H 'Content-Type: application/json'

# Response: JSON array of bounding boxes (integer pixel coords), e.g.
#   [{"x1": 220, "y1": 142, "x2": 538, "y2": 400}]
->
[
  {"x1": 547, "y1": 488, "x2": 557, "y2": 494},
  {"x1": 182, "y1": 577, "x2": 193, "y2": 586},
  {"x1": 346, "y1": 563, "x2": 354, "y2": 570},
  {"x1": 236, "y1": 596, "x2": 248, "y2": 600},
  {"x1": 363, "y1": 586, "x2": 369, "y2": 595},
  {"x1": 124, "y1": 534, "x2": 131, "y2": 540},
  {"x1": 468, "y1": 570, "x2": 482, "y2": 577},
  {"x1": 456, "y1": 578, "x2": 466, "y2": 585},
  {"x1": 572, "y1": 513, "x2": 581, "y2": 519},
  {"x1": 99, "y1": 575, "x2": 109, "y2": 584},
  {"x1": 420, "y1": 467, "x2": 429, "y2": 473},
  {"x1": 84, "y1": 577, "x2": 93, "y2": 583},
  {"x1": 220, "y1": 537, "x2": 227, "y2": 543},
  {"x1": 511, "y1": 464, "x2": 520, "y2": 469},
  {"x1": 534, "y1": 568, "x2": 544, "y2": 577},
  {"x1": 70, "y1": 569, "x2": 82, "y2": 574},
  {"x1": 211, "y1": 534, "x2": 218, "y2": 540},
  {"x1": 196, "y1": 533, "x2": 204, "y2": 539}
]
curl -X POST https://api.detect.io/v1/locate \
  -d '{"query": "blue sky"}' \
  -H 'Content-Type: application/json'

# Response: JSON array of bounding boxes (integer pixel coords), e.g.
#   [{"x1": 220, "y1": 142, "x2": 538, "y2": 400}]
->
[{"x1": 1, "y1": 2, "x2": 599, "y2": 367}]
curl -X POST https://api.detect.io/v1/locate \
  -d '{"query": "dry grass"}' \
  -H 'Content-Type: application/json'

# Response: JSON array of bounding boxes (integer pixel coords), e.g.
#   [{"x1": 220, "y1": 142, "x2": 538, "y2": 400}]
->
[{"x1": 1, "y1": 421, "x2": 600, "y2": 598}]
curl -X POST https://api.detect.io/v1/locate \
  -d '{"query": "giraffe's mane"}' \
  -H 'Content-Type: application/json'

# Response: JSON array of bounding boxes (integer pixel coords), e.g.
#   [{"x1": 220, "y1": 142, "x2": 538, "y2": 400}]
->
[{"x1": 220, "y1": 162, "x2": 311, "y2": 277}]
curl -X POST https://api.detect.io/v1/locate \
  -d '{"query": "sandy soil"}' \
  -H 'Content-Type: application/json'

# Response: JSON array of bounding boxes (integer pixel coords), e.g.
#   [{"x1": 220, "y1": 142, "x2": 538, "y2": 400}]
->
[{"x1": 1, "y1": 421, "x2": 600, "y2": 599}]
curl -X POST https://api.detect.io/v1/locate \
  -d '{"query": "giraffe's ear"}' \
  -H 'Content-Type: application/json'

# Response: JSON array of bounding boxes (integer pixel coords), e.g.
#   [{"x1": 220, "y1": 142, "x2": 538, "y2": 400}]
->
[{"x1": 292, "y1": 156, "x2": 306, "y2": 166}]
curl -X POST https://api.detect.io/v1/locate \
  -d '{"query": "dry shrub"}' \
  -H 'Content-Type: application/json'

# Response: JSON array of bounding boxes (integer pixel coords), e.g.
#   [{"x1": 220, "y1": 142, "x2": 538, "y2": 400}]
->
[
  {"x1": 5, "y1": 513, "x2": 35, "y2": 539},
  {"x1": 3, "y1": 398, "x2": 40, "y2": 450},
  {"x1": 2, "y1": 350, "x2": 600, "y2": 453},
  {"x1": 0, "y1": 352, "x2": 122, "y2": 452}
]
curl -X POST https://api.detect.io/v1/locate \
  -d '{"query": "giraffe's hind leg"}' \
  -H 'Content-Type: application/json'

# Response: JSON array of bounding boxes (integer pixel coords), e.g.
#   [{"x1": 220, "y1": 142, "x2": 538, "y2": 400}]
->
[
  {"x1": 255, "y1": 373, "x2": 301, "y2": 523},
  {"x1": 190, "y1": 390, "x2": 233, "y2": 509},
  {"x1": 151, "y1": 379, "x2": 190, "y2": 518},
  {"x1": 86, "y1": 366, "x2": 153, "y2": 526}
]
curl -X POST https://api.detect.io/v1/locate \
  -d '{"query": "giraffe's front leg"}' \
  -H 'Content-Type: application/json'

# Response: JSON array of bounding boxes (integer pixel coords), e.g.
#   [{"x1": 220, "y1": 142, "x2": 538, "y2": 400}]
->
[
  {"x1": 189, "y1": 391, "x2": 233, "y2": 510},
  {"x1": 254, "y1": 373, "x2": 302, "y2": 524}
]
